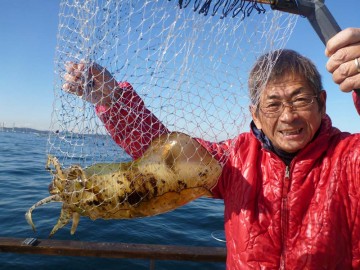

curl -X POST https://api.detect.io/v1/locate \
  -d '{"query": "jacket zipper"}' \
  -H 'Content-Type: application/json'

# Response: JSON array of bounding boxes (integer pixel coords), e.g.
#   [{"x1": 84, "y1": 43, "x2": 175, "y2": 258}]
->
[{"x1": 280, "y1": 166, "x2": 290, "y2": 270}]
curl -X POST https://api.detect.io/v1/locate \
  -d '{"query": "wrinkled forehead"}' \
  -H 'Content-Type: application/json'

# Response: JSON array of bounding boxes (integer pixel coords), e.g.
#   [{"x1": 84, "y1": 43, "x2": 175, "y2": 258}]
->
[{"x1": 260, "y1": 73, "x2": 313, "y2": 100}]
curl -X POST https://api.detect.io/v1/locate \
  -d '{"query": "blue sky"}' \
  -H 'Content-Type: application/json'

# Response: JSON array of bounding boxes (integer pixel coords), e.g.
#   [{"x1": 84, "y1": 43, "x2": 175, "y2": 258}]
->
[{"x1": 0, "y1": 0, "x2": 359, "y2": 133}]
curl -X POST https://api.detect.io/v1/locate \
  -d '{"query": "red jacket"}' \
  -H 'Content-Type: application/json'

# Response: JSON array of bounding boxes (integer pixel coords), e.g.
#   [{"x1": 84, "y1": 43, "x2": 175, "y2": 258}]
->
[{"x1": 96, "y1": 82, "x2": 360, "y2": 269}]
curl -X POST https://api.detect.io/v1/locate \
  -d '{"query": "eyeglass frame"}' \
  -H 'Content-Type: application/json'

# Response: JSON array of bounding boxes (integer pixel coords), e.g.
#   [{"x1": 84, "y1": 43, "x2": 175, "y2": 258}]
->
[{"x1": 257, "y1": 94, "x2": 319, "y2": 118}]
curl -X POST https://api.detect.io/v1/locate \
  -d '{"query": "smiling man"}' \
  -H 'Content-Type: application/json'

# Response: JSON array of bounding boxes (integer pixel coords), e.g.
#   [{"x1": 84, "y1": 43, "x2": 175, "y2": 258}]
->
[
  {"x1": 204, "y1": 48, "x2": 360, "y2": 269},
  {"x1": 249, "y1": 49, "x2": 327, "y2": 156},
  {"x1": 64, "y1": 28, "x2": 360, "y2": 269}
]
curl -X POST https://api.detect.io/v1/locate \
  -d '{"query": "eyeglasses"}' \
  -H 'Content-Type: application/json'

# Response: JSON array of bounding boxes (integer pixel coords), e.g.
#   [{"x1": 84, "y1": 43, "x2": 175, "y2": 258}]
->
[{"x1": 259, "y1": 95, "x2": 318, "y2": 117}]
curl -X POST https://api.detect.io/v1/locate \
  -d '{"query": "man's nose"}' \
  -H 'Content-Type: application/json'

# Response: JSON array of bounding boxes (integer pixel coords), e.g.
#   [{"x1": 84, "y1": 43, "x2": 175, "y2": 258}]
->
[{"x1": 279, "y1": 104, "x2": 298, "y2": 121}]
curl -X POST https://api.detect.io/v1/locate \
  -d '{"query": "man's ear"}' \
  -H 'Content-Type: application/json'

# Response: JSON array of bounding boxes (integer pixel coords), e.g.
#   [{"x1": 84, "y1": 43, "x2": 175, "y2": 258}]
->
[
  {"x1": 319, "y1": 90, "x2": 327, "y2": 117},
  {"x1": 250, "y1": 105, "x2": 262, "y2": 130}
]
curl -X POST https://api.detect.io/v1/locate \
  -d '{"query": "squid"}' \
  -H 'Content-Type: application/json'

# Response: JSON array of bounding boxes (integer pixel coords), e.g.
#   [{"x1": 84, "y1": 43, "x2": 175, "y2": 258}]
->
[{"x1": 25, "y1": 132, "x2": 222, "y2": 237}]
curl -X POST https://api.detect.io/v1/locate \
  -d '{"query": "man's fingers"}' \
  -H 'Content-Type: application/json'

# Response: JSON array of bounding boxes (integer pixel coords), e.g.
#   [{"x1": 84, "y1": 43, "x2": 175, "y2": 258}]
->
[
  {"x1": 331, "y1": 56, "x2": 360, "y2": 83},
  {"x1": 62, "y1": 82, "x2": 85, "y2": 95},
  {"x1": 65, "y1": 61, "x2": 86, "y2": 78},
  {"x1": 326, "y1": 44, "x2": 360, "y2": 72},
  {"x1": 65, "y1": 61, "x2": 113, "y2": 85},
  {"x1": 63, "y1": 71, "x2": 85, "y2": 96},
  {"x1": 326, "y1": 28, "x2": 360, "y2": 56},
  {"x1": 64, "y1": 72, "x2": 81, "y2": 83},
  {"x1": 63, "y1": 61, "x2": 117, "y2": 106},
  {"x1": 337, "y1": 75, "x2": 360, "y2": 93}
]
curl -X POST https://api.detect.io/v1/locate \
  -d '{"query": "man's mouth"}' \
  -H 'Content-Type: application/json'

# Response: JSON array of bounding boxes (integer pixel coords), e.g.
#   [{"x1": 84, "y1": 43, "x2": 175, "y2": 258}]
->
[{"x1": 280, "y1": 128, "x2": 302, "y2": 136}]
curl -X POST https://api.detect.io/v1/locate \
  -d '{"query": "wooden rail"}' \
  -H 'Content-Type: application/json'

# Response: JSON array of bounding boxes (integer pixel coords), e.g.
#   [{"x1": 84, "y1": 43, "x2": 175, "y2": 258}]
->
[{"x1": 0, "y1": 237, "x2": 226, "y2": 263}]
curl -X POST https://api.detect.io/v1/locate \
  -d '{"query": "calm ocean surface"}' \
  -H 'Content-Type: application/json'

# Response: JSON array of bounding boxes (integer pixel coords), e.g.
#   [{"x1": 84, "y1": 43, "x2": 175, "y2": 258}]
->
[{"x1": 0, "y1": 131, "x2": 225, "y2": 269}]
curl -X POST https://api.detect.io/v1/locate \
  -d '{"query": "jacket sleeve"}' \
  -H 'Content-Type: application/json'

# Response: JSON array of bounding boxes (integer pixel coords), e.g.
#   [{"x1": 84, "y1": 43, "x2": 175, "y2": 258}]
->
[
  {"x1": 95, "y1": 82, "x2": 169, "y2": 160},
  {"x1": 353, "y1": 90, "x2": 360, "y2": 115}
]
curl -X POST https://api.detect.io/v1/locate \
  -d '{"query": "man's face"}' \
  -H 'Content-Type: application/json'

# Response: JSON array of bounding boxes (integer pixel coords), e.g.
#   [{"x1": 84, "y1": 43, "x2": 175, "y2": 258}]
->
[{"x1": 251, "y1": 73, "x2": 326, "y2": 153}]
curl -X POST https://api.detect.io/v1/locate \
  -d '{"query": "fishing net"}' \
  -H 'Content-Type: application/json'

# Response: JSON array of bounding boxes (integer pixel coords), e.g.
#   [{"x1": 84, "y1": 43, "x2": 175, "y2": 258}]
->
[
  {"x1": 49, "y1": 0, "x2": 298, "y2": 158},
  {"x1": 30, "y1": 0, "x2": 298, "y2": 236}
]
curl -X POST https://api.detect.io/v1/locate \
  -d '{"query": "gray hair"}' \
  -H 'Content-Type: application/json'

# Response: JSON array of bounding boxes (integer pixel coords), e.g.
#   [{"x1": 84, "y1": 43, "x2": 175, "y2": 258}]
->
[{"x1": 248, "y1": 49, "x2": 323, "y2": 108}]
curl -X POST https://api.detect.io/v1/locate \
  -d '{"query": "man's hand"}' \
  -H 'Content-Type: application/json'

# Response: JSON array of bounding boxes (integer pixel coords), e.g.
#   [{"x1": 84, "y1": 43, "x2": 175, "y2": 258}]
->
[
  {"x1": 62, "y1": 61, "x2": 119, "y2": 107},
  {"x1": 325, "y1": 28, "x2": 360, "y2": 92}
]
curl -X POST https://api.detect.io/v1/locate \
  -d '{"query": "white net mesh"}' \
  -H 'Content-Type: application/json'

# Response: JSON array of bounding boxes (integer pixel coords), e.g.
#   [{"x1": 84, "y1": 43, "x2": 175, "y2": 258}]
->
[
  {"x1": 28, "y1": 0, "x2": 298, "y2": 236},
  {"x1": 49, "y1": 0, "x2": 298, "y2": 157}
]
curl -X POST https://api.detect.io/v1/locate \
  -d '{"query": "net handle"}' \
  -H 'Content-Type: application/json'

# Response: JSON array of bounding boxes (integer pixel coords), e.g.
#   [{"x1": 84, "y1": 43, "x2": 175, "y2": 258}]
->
[
  {"x1": 271, "y1": 0, "x2": 360, "y2": 95},
  {"x1": 270, "y1": 0, "x2": 339, "y2": 44}
]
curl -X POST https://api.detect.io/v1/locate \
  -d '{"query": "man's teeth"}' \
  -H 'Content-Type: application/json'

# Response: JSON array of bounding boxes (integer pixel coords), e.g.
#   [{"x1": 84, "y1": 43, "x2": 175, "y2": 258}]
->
[{"x1": 281, "y1": 129, "x2": 301, "y2": 135}]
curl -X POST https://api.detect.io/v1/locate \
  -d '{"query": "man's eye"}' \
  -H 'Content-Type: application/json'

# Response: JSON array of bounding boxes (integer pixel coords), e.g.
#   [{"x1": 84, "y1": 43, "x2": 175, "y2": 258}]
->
[
  {"x1": 294, "y1": 97, "x2": 307, "y2": 102},
  {"x1": 293, "y1": 97, "x2": 311, "y2": 105},
  {"x1": 265, "y1": 102, "x2": 281, "y2": 108}
]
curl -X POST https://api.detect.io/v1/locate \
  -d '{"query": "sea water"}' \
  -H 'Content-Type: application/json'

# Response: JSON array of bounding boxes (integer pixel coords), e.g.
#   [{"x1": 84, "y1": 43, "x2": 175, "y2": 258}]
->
[{"x1": 0, "y1": 131, "x2": 225, "y2": 269}]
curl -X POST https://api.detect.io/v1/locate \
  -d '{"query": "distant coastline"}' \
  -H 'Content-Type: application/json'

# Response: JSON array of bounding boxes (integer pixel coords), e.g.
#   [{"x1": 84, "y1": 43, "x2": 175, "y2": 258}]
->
[
  {"x1": 0, "y1": 127, "x2": 111, "y2": 140},
  {"x1": 0, "y1": 126, "x2": 49, "y2": 135}
]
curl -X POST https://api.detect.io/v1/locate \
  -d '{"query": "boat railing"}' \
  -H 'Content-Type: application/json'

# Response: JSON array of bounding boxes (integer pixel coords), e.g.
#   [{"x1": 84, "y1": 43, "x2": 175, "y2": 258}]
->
[{"x1": 0, "y1": 237, "x2": 226, "y2": 269}]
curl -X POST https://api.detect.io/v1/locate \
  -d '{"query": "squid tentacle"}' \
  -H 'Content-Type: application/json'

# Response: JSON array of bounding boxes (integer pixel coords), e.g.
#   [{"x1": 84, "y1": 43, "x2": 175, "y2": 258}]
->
[
  {"x1": 25, "y1": 194, "x2": 62, "y2": 232},
  {"x1": 49, "y1": 206, "x2": 80, "y2": 238}
]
